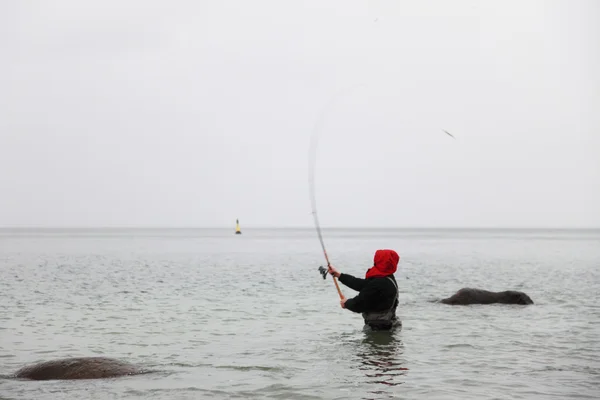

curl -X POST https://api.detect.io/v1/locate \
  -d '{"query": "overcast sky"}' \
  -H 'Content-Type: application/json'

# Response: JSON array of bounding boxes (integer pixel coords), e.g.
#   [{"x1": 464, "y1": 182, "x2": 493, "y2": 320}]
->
[{"x1": 0, "y1": 0, "x2": 598, "y2": 228}]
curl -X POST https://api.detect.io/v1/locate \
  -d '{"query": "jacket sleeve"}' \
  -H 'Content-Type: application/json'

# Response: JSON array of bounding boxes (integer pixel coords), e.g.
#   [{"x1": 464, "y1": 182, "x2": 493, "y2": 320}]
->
[
  {"x1": 338, "y1": 273, "x2": 367, "y2": 292},
  {"x1": 344, "y1": 283, "x2": 378, "y2": 313}
]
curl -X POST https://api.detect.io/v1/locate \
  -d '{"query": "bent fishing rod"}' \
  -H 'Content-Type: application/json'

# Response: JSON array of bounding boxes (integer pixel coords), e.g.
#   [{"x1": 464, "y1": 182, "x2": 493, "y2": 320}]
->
[{"x1": 309, "y1": 85, "x2": 365, "y2": 300}]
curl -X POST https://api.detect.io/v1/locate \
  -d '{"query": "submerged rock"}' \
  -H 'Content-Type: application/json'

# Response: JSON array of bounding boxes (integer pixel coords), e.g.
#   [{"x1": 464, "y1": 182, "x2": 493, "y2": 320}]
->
[
  {"x1": 14, "y1": 357, "x2": 143, "y2": 380},
  {"x1": 440, "y1": 288, "x2": 534, "y2": 305}
]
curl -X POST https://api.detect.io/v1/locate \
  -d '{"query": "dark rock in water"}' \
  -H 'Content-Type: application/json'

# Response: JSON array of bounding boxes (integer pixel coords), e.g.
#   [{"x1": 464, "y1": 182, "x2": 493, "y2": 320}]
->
[
  {"x1": 440, "y1": 288, "x2": 534, "y2": 305},
  {"x1": 14, "y1": 357, "x2": 143, "y2": 380}
]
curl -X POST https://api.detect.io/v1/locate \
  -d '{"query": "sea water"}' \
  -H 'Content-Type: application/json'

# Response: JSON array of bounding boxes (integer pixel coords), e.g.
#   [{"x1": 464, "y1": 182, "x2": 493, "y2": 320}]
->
[{"x1": 1, "y1": 228, "x2": 599, "y2": 399}]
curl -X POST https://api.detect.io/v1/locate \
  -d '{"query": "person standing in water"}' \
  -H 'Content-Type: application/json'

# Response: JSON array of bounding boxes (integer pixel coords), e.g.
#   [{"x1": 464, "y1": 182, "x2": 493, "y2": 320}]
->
[{"x1": 328, "y1": 249, "x2": 401, "y2": 331}]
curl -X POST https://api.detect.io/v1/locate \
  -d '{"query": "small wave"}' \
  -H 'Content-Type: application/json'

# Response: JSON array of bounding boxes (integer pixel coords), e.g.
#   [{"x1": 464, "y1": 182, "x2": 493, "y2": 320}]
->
[
  {"x1": 126, "y1": 386, "x2": 218, "y2": 395},
  {"x1": 214, "y1": 365, "x2": 286, "y2": 373},
  {"x1": 526, "y1": 365, "x2": 600, "y2": 375},
  {"x1": 232, "y1": 383, "x2": 325, "y2": 400},
  {"x1": 161, "y1": 361, "x2": 214, "y2": 368},
  {"x1": 443, "y1": 343, "x2": 481, "y2": 349}
]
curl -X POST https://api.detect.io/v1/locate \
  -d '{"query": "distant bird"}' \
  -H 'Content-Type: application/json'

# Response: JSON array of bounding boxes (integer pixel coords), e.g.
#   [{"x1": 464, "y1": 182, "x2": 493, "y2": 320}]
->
[{"x1": 443, "y1": 129, "x2": 455, "y2": 139}]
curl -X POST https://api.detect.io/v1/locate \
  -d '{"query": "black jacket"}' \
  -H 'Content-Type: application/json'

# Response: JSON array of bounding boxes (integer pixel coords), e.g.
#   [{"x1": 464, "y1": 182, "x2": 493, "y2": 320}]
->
[{"x1": 339, "y1": 273, "x2": 398, "y2": 313}]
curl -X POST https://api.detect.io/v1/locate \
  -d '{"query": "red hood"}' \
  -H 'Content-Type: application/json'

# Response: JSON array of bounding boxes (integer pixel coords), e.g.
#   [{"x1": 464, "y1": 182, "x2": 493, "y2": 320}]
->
[{"x1": 365, "y1": 249, "x2": 399, "y2": 279}]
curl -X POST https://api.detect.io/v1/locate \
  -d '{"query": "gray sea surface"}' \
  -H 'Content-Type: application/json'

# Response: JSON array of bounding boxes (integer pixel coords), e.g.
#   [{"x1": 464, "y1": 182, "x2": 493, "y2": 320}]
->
[{"x1": 1, "y1": 228, "x2": 599, "y2": 399}]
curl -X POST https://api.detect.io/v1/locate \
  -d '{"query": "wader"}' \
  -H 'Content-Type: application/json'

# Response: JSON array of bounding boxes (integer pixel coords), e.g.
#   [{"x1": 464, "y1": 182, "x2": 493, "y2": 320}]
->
[{"x1": 362, "y1": 277, "x2": 401, "y2": 331}]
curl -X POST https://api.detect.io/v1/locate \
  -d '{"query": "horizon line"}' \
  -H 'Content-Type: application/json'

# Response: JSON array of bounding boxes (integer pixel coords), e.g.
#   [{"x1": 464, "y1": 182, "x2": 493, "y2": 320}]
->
[{"x1": 0, "y1": 225, "x2": 599, "y2": 230}]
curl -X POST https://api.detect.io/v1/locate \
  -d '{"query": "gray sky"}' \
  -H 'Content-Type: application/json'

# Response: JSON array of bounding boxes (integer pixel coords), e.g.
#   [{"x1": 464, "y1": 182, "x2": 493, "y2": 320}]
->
[{"x1": 1, "y1": 0, "x2": 598, "y2": 228}]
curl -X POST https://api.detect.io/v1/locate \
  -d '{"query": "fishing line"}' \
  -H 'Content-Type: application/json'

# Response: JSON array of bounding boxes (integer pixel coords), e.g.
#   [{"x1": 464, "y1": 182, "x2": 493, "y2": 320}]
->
[{"x1": 308, "y1": 84, "x2": 456, "y2": 299}]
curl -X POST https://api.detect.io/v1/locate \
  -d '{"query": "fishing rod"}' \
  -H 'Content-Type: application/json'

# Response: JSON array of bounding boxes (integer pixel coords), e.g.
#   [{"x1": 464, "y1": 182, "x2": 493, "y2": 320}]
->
[{"x1": 309, "y1": 85, "x2": 366, "y2": 300}]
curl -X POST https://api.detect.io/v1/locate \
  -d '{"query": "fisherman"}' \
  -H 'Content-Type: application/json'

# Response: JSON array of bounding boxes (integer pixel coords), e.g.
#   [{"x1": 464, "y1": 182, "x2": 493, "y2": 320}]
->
[{"x1": 328, "y1": 249, "x2": 401, "y2": 331}]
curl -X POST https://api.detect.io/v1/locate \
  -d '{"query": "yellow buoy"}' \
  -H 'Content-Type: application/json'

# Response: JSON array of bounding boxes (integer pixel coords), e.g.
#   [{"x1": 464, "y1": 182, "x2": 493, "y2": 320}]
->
[{"x1": 235, "y1": 219, "x2": 242, "y2": 235}]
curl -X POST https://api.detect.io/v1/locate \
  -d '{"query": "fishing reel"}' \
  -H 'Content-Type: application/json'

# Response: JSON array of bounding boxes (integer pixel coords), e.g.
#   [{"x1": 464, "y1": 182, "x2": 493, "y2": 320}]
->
[
  {"x1": 318, "y1": 264, "x2": 344, "y2": 298},
  {"x1": 318, "y1": 265, "x2": 328, "y2": 280}
]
